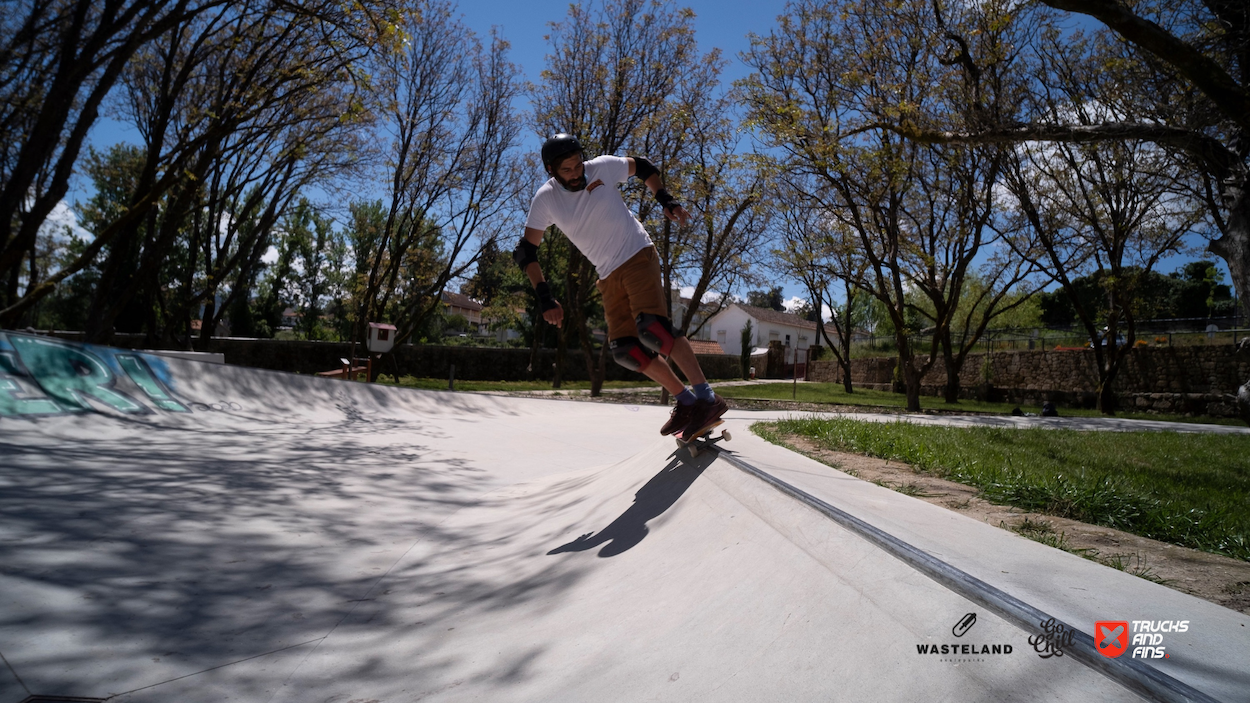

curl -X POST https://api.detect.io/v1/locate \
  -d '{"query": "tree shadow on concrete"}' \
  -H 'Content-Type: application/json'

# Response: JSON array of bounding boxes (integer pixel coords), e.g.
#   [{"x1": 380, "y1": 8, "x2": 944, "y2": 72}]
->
[
  {"x1": 547, "y1": 449, "x2": 717, "y2": 558},
  {"x1": 0, "y1": 412, "x2": 547, "y2": 700}
]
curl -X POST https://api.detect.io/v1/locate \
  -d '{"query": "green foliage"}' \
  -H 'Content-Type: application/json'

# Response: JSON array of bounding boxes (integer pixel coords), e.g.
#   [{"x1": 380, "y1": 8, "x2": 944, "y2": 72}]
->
[
  {"x1": 746, "y1": 287, "x2": 785, "y2": 311},
  {"x1": 463, "y1": 239, "x2": 509, "y2": 308},
  {"x1": 739, "y1": 319, "x2": 754, "y2": 378},
  {"x1": 760, "y1": 417, "x2": 1250, "y2": 560},
  {"x1": 443, "y1": 313, "x2": 470, "y2": 334},
  {"x1": 1039, "y1": 262, "x2": 1237, "y2": 327},
  {"x1": 346, "y1": 198, "x2": 447, "y2": 341}
]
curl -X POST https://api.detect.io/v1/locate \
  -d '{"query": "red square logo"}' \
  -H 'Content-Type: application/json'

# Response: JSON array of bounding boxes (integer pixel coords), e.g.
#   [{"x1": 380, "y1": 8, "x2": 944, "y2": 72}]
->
[{"x1": 1095, "y1": 621, "x2": 1129, "y2": 658}]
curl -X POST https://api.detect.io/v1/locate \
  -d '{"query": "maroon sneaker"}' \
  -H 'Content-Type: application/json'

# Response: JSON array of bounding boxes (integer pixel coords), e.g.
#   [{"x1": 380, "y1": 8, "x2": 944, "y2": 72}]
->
[
  {"x1": 660, "y1": 400, "x2": 696, "y2": 435},
  {"x1": 681, "y1": 395, "x2": 728, "y2": 438}
]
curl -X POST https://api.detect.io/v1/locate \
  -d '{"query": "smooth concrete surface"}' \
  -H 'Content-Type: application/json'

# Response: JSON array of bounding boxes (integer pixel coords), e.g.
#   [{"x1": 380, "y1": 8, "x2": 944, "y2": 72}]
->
[{"x1": 1, "y1": 332, "x2": 1247, "y2": 702}]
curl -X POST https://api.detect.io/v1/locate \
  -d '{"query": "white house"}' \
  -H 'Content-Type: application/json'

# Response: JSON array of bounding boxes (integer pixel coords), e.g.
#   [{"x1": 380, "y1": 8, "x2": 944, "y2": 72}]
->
[
  {"x1": 704, "y1": 303, "x2": 820, "y2": 364},
  {"x1": 440, "y1": 290, "x2": 488, "y2": 336},
  {"x1": 670, "y1": 294, "x2": 722, "y2": 342}
]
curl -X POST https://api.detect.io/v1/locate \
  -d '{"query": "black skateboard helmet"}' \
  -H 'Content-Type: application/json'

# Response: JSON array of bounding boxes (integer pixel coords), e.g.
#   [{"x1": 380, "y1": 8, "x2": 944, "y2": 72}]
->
[{"x1": 541, "y1": 133, "x2": 583, "y2": 171}]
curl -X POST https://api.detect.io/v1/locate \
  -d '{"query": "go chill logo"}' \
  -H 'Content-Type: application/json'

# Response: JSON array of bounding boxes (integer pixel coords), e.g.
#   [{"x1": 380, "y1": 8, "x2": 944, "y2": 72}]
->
[{"x1": 1096, "y1": 620, "x2": 1188, "y2": 659}]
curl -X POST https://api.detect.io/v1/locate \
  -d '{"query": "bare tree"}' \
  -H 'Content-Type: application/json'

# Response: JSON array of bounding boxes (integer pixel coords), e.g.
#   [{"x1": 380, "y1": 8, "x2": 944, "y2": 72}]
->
[
  {"x1": 355, "y1": 0, "x2": 525, "y2": 352},
  {"x1": 531, "y1": 0, "x2": 699, "y2": 395},
  {"x1": 0, "y1": 0, "x2": 232, "y2": 319},
  {"x1": 1002, "y1": 136, "x2": 1202, "y2": 412},
  {"x1": 868, "y1": 0, "x2": 1250, "y2": 418},
  {"x1": 901, "y1": 145, "x2": 1042, "y2": 404},
  {"x1": 661, "y1": 92, "x2": 769, "y2": 341},
  {"x1": 741, "y1": 0, "x2": 1035, "y2": 410},
  {"x1": 770, "y1": 189, "x2": 867, "y2": 393},
  {"x1": 0, "y1": 1, "x2": 383, "y2": 335}
]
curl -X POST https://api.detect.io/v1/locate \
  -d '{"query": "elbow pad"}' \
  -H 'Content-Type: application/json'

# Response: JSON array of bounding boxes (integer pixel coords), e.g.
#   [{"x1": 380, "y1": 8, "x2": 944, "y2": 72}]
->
[
  {"x1": 632, "y1": 156, "x2": 659, "y2": 182},
  {"x1": 513, "y1": 238, "x2": 539, "y2": 270}
]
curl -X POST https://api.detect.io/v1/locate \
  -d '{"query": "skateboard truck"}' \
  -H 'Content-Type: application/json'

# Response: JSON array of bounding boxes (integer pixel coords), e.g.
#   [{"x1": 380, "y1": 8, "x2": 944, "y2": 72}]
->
[{"x1": 674, "y1": 420, "x2": 731, "y2": 458}]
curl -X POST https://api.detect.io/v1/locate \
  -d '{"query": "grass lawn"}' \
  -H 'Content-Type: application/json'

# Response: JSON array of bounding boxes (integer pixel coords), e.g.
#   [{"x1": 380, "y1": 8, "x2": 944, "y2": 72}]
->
[
  {"x1": 755, "y1": 417, "x2": 1250, "y2": 561},
  {"x1": 716, "y1": 382, "x2": 1245, "y2": 427}
]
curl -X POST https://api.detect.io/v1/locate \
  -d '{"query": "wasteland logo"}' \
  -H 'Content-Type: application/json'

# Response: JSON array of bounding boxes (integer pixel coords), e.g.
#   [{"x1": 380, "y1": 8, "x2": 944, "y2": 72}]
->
[
  {"x1": 915, "y1": 613, "x2": 1014, "y2": 662},
  {"x1": 1028, "y1": 617, "x2": 1076, "y2": 658}
]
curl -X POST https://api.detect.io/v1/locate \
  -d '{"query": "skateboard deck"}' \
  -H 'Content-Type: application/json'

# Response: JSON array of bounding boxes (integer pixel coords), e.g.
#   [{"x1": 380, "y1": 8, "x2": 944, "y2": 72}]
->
[{"x1": 674, "y1": 420, "x2": 731, "y2": 457}]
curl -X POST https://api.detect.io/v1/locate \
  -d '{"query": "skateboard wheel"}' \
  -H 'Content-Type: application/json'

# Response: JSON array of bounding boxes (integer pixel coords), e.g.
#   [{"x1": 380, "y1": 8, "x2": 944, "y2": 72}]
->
[
  {"x1": 721, "y1": 430, "x2": 732, "y2": 442},
  {"x1": 675, "y1": 438, "x2": 684, "y2": 450},
  {"x1": 687, "y1": 445, "x2": 700, "y2": 458}
]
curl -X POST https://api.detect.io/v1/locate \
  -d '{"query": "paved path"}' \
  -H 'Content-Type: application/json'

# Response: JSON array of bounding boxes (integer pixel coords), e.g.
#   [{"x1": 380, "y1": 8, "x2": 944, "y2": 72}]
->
[{"x1": 1, "y1": 331, "x2": 1247, "y2": 702}]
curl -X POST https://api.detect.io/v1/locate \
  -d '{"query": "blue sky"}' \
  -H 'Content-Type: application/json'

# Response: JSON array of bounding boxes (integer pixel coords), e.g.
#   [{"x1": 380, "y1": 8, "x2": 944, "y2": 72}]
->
[
  {"x1": 75, "y1": 0, "x2": 1232, "y2": 310},
  {"x1": 461, "y1": 0, "x2": 778, "y2": 133}
]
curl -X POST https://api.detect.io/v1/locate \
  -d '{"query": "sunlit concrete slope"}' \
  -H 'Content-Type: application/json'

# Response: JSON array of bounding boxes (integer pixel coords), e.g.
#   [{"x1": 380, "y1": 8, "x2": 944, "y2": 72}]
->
[{"x1": 1, "y1": 331, "x2": 1247, "y2": 703}]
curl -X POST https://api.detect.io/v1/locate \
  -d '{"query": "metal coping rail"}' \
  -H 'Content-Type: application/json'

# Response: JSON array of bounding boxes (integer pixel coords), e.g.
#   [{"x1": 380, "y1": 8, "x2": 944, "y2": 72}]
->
[{"x1": 710, "y1": 446, "x2": 1222, "y2": 703}]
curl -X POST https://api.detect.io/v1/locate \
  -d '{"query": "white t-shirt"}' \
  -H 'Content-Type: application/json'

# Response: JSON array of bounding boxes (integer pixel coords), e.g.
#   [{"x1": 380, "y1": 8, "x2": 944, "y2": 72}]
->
[{"x1": 523, "y1": 155, "x2": 653, "y2": 279}]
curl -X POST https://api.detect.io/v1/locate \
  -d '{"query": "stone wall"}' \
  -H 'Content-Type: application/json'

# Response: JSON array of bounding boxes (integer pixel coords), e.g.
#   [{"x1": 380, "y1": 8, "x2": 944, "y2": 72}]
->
[
  {"x1": 48, "y1": 333, "x2": 742, "y2": 383},
  {"x1": 809, "y1": 345, "x2": 1250, "y2": 416}
]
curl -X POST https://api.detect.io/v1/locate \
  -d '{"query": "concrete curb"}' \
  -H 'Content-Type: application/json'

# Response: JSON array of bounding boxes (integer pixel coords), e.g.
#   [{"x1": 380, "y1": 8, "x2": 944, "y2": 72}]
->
[{"x1": 712, "y1": 446, "x2": 1224, "y2": 703}]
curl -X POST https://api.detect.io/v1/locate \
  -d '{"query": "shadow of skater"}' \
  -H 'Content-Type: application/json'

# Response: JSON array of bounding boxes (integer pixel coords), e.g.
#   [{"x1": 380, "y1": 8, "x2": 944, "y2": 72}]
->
[{"x1": 548, "y1": 450, "x2": 717, "y2": 558}]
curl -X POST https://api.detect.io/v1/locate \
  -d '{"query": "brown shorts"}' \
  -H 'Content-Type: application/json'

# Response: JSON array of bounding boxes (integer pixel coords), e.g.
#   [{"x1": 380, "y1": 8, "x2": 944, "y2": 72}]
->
[{"x1": 596, "y1": 245, "x2": 670, "y2": 341}]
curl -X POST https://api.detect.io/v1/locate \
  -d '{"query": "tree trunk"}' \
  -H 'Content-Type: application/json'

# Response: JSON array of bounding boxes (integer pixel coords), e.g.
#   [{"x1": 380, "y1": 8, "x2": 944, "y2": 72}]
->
[
  {"x1": 561, "y1": 249, "x2": 599, "y2": 394},
  {"x1": 527, "y1": 318, "x2": 543, "y2": 381},
  {"x1": 199, "y1": 297, "x2": 216, "y2": 344},
  {"x1": 553, "y1": 324, "x2": 566, "y2": 389},
  {"x1": 1096, "y1": 356, "x2": 1121, "y2": 414},
  {"x1": 1236, "y1": 338, "x2": 1250, "y2": 426},
  {"x1": 1209, "y1": 186, "x2": 1250, "y2": 425},
  {"x1": 577, "y1": 326, "x2": 600, "y2": 396},
  {"x1": 597, "y1": 341, "x2": 609, "y2": 395},
  {"x1": 896, "y1": 337, "x2": 923, "y2": 412},
  {"x1": 940, "y1": 330, "x2": 960, "y2": 404},
  {"x1": 902, "y1": 360, "x2": 923, "y2": 412}
]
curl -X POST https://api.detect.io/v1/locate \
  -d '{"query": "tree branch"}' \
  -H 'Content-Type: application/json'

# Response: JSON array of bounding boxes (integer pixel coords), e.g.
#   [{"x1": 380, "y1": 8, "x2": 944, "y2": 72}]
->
[
  {"x1": 887, "y1": 121, "x2": 1240, "y2": 178},
  {"x1": 1039, "y1": 0, "x2": 1250, "y2": 135}
]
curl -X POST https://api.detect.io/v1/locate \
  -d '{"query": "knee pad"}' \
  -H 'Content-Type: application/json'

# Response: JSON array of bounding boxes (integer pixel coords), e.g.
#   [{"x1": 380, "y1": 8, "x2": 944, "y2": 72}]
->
[
  {"x1": 610, "y1": 336, "x2": 656, "y2": 371},
  {"x1": 636, "y1": 313, "x2": 680, "y2": 356}
]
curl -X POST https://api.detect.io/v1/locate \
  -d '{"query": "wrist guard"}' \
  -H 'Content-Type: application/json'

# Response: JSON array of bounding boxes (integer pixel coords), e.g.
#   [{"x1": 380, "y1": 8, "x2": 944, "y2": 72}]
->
[
  {"x1": 535, "y1": 281, "x2": 558, "y2": 312},
  {"x1": 655, "y1": 188, "x2": 680, "y2": 214}
]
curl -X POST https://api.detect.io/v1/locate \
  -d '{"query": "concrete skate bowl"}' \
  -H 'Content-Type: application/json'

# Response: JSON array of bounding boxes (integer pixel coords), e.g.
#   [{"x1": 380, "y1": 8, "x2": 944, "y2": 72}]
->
[{"x1": 1, "y1": 331, "x2": 1247, "y2": 703}]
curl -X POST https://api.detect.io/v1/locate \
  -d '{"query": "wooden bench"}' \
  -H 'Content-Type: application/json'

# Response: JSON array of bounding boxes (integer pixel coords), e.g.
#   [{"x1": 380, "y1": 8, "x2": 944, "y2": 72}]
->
[
  {"x1": 316, "y1": 357, "x2": 370, "y2": 380},
  {"x1": 316, "y1": 366, "x2": 367, "y2": 380}
]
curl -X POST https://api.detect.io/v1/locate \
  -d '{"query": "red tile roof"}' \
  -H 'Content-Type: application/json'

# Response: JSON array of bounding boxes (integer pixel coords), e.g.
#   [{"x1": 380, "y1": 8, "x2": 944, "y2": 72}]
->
[
  {"x1": 736, "y1": 304, "x2": 818, "y2": 330},
  {"x1": 441, "y1": 290, "x2": 483, "y2": 311},
  {"x1": 687, "y1": 339, "x2": 728, "y2": 355}
]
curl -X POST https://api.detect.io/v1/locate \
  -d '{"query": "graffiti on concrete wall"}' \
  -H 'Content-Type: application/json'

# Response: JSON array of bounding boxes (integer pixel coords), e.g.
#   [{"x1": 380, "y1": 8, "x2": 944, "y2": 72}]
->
[{"x1": 0, "y1": 332, "x2": 191, "y2": 417}]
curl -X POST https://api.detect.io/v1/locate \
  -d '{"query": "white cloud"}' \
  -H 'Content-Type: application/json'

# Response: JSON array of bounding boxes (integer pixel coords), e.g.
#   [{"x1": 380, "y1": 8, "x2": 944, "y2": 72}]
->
[
  {"x1": 40, "y1": 200, "x2": 90, "y2": 243},
  {"x1": 782, "y1": 295, "x2": 807, "y2": 312},
  {"x1": 782, "y1": 294, "x2": 835, "y2": 322},
  {"x1": 679, "y1": 285, "x2": 724, "y2": 304}
]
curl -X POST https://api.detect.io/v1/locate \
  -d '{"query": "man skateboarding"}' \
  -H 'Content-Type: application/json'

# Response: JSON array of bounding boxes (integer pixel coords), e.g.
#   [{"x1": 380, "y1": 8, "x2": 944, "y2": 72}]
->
[{"x1": 514, "y1": 133, "x2": 728, "y2": 438}]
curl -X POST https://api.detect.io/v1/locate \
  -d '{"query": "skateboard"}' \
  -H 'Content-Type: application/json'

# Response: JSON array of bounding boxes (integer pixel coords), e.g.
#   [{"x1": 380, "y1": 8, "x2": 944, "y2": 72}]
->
[{"x1": 674, "y1": 420, "x2": 731, "y2": 457}]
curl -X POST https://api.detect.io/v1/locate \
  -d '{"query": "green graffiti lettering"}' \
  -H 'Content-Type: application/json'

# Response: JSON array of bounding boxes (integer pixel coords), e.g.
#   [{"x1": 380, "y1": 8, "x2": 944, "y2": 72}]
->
[
  {"x1": 9, "y1": 336, "x2": 143, "y2": 413},
  {"x1": 117, "y1": 355, "x2": 188, "y2": 412},
  {"x1": 0, "y1": 351, "x2": 63, "y2": 416}
]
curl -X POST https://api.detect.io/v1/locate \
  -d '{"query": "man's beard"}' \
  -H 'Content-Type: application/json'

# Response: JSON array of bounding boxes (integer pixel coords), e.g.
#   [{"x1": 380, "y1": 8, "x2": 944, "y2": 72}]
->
[{"x1": 555, "y1": 171, "x2": 587, "y2": 192}]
